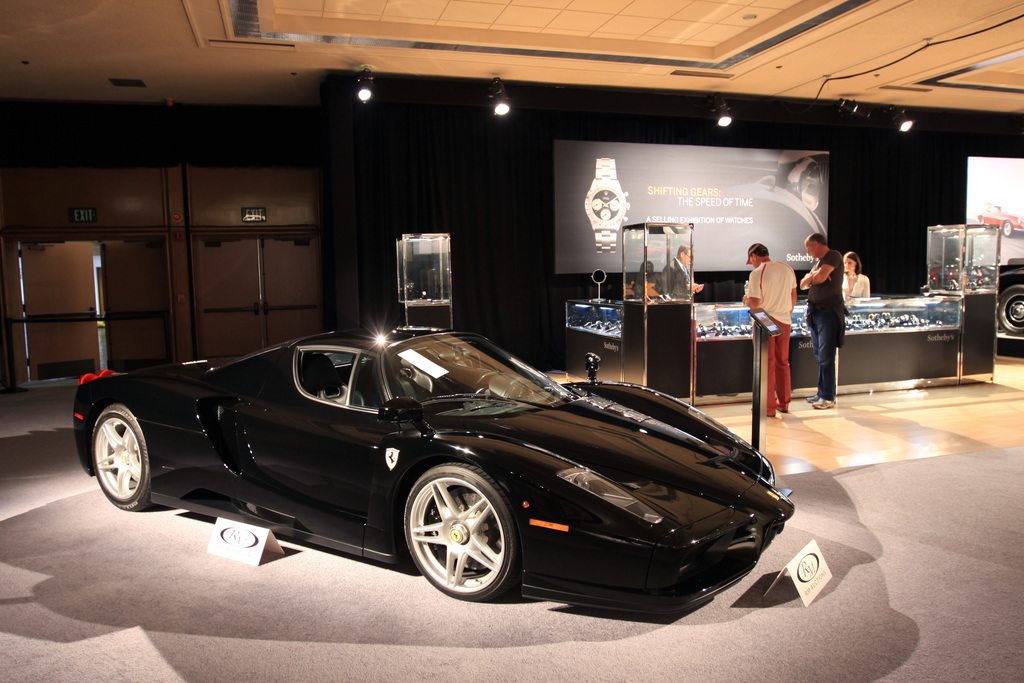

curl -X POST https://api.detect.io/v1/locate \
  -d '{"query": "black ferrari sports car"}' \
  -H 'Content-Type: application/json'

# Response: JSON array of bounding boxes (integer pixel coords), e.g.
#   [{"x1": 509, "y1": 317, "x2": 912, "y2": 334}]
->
[{"x1": 73, "y1": 328, "x2": 794, "y2": 612}]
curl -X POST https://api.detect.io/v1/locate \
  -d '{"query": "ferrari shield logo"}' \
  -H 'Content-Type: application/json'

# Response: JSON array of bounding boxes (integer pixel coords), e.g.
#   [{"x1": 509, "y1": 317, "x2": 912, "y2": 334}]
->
[{"x1": 385, "y1": 448, "x2": 400, "y2": 471}]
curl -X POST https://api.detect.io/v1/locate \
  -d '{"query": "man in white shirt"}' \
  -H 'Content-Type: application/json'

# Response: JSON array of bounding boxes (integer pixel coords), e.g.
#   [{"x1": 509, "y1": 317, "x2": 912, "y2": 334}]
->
[{"x1": 742, "y1": 243, "x2": 798, "y2": 417}]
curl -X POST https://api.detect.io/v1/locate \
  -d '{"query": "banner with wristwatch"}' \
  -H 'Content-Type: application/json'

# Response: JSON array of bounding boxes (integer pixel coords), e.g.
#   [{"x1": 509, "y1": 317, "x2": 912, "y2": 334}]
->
[{"x1": 554, "y1": 139, "x2": 829, "y2": 274}]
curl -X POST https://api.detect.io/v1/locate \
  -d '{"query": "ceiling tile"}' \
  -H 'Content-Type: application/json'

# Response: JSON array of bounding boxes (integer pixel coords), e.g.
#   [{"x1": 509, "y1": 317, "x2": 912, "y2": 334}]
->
[
  {"x1": 275, "y1": 0, "x2": 326, "y2": 13},
  {"x1": 495, "y1": 6, "x2": 562, "y2": 28},
  {"x1": 440, "y1": 1, "x2": 506, "y2": 24},
  {"x1": 511, "y1": 0, "x2": 574, "y2": 8},
  {"x1": 565, "y1": 0, "x2": 632, "y2": 13},
  {"x1": 596, "y1": 14, "x2": 663, "y2": 37},
  {"x1": 670, "y1": 1, "x2": 743, "y2": 23},
  {"x1": 642, "y1": 19, "x2": 713, "y2": 41},
  {"x1": 323, "y1": 0, "x2": 386, "y2": 18},
  {"x1": 382, "y1": 0, "x2": 448, "y2": 21},
  {"x1": 621, "y1": 0, "x2": 690, "y2": 20},
  {"x1": 547, "y1": 10, "x2": 615, "y2": 32},
  {"x1": 690, "y1": 22, "x2": 747, "y2": 42}
]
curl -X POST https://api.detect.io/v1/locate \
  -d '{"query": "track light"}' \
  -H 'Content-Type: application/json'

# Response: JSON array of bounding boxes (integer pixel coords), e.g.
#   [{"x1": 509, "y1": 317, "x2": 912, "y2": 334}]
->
[
  {"x1": 893, "y1": 108, "x2": 913, "y2": 132},
  {"x1": 489, "y1": 77, "x2": 510, "y2": 115},
  {"x1": 836, "y1": 98, "x2": 860, "y2": 117},
  {"x1": 883, "y1": 106, "x2": 913, "y2": 132},
  {"x1": 710, "y1": 93, "x2": 731, "y2": 127},
  {"x1": 356, "y1": 67, "x2": 374, "y2": 102}
]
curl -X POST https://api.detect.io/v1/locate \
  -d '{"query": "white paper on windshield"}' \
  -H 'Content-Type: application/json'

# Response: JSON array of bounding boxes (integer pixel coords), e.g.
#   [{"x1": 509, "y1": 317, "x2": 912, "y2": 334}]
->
[{"x1": 398, "y1": 349, "x2": 450, "y2": 379}]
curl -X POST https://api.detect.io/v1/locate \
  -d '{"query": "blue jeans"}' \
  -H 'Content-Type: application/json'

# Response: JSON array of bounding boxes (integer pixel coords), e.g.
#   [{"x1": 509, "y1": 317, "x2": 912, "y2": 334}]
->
[{"x1": 808, "y1": 307, "x2": 839, "y2": 401}]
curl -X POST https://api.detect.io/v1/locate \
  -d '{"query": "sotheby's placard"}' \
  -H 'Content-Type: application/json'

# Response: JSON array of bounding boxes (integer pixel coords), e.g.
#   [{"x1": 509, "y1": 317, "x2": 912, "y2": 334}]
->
[{"x1": 207, "y1": 517, "x2": 284, "y2": 567}]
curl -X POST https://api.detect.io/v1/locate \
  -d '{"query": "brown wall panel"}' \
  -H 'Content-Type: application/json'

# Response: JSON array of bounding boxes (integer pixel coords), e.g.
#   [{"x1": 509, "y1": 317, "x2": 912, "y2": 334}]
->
[
  {"x1": 188, "y1": 167, "x2": 320, "y2": 227},
  {"x1": 0, "y1": 168, "x2": 167, "y2": 227}
]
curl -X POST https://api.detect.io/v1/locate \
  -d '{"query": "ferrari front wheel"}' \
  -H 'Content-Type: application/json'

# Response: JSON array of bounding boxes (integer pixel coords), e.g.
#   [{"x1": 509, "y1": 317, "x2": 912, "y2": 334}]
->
[
  {"x1": 405, "y1": 463, "x2": 519, "y2": 601},
  {"x1": 1003, "y1": 220, "x2": 1014, "y2": 239},
  {"x1": 92, "y1": 404, "x2": 153, "y2": 511}
]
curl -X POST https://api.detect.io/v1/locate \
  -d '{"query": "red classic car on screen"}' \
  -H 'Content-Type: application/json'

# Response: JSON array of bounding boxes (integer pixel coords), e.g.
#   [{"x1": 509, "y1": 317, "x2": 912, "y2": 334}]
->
[{"x1": 977, "y1": 205, "x2": 1024, "y2": 238}]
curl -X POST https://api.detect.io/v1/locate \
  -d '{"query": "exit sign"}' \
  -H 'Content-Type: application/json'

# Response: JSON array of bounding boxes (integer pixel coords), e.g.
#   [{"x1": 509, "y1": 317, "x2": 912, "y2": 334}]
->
[
  {"x1": 69, "y1": 208, "x2": 97, "y2": 223},
  {"x1": 241, "y1": 207, "x2": 267, "y2": 222}
]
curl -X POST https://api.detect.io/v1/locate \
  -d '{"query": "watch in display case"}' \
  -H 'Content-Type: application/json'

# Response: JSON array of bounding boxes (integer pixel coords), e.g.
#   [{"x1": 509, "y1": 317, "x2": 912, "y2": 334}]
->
[{"x1": 584, "y1": 158, "x2": 629, "y2": 253}]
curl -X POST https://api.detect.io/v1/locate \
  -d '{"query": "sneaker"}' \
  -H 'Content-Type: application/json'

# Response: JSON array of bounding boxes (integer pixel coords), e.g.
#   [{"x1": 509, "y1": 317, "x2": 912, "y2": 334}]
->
[
  {"x1": 805, "y1": 395, "x2": 820, "y2": 403},
  {"x1": 777, "y1": 405, "x2": 789, "y2": 413},
  {"x1": 812, "y1": 398, "x2": 835, "y2": 410}
]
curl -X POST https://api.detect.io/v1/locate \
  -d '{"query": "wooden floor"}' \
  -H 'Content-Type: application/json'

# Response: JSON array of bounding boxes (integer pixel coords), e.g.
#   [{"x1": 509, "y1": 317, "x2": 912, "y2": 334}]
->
[
  {"x1": 700, "y1": 355, "x2": 1024, "y2": 475},
  {"x1": 555, "y1": 355, "x2": 1024, "y2": 476}
]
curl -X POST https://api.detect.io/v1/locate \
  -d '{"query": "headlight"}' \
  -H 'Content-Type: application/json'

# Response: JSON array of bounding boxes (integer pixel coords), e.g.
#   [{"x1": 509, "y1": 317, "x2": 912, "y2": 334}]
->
[
  {"x1": 558, "y1": 467, "x2": 663, "y2": 524},
  {"x1": 761, "y1": 455, "x2": 776, "y2": 487}
]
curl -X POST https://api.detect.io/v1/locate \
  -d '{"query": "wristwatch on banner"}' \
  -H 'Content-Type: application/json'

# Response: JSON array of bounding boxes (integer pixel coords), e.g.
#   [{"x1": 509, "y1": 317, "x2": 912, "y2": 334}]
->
[{"x1": 584, "y1": 158, "x2": 629, "y2": 253}]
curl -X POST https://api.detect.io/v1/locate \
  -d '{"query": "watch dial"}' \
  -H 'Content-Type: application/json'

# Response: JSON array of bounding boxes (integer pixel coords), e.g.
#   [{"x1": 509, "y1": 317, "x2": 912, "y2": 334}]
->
[{"x1": 591, "y1": 190, "x2": 622, "y2": 220}]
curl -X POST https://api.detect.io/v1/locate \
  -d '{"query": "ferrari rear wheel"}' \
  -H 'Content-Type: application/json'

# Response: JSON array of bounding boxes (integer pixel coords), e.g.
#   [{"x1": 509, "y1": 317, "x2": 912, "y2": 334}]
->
[
  {"x1": 405, "y1": 463, "x2": 519, "y2": 601},
  {"x1": 92, "y1": 404, "x2": 153, "y2": 511}
]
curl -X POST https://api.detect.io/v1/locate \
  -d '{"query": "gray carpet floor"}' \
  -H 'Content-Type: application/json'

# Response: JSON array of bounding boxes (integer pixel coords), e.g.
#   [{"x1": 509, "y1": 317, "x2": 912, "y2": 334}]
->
[{"x1": 1, "y1": 382, "x2": 1022, "y2": 682}]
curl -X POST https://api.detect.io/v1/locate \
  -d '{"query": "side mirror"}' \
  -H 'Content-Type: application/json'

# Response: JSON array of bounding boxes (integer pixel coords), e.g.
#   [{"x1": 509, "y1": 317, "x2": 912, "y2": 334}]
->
[
  {"x1": 585, "y1": 352, "x2": 602, "y2": 384},
  {"x1": 378, "y1": 396, "x2": 424, "y2": 423},
  {"x1": 378, "y1": 397, "x2": 434, "y2": 437}
]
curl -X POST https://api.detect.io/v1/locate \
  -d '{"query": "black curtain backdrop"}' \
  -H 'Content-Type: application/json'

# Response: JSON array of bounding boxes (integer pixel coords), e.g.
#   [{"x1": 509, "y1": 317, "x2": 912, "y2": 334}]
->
[
  {"x1": 2, "y1": 91, "x2": 1022, "y2": 371},
  {"x1": 329, "y1": 81, "x2": 1022, "y2": 370}
]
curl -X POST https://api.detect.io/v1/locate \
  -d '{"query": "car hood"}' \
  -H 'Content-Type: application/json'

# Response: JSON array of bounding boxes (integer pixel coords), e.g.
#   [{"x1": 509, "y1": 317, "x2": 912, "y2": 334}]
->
[{"x1": 427, "y1": 396, "x2": 761, "y2": 509}]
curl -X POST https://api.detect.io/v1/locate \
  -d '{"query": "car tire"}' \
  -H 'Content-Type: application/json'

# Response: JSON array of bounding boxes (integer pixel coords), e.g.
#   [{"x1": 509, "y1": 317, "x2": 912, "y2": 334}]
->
[
  {"x1": 998, "y1": 284, "x2": 1024, "y2": 335},
  {"x1": 92, "y1": 403, "x2": 153, "y2": 511},
  {"x1": 1003, "y1": 220, "x2": 1014, "y2": 239},
  {"x1": 405, "y1": 462, "x2": 519, "y2": 601}
]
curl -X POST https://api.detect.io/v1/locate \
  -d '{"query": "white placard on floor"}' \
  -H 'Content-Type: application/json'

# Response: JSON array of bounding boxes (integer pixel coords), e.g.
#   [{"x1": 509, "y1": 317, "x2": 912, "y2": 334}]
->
[
  {"x1": 207, "y1": 517, "x2": 284, "y2": 566},
  {"x1": 766, "y1": 538, "x2": 833, "y2": 606}
]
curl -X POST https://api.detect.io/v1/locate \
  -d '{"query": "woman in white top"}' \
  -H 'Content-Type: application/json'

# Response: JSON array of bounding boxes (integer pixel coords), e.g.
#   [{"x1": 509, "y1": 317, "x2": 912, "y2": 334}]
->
[{"x1": 843, "y1": 251, "x2": 870, "y2": 301}]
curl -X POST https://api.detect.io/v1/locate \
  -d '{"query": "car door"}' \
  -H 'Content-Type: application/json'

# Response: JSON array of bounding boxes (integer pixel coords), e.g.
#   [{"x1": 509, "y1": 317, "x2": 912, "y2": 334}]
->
[{"x1": 229, "y1": 346, "x2": 394, "y2": 549}]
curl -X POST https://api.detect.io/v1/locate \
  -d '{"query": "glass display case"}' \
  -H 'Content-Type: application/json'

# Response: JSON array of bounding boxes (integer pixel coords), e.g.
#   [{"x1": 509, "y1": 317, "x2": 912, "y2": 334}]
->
[
  {"x1": 695, "y1": 297, "x2": 960, "y2": 340},
  {"x1": 924, "y1": 224, "x2": 999, "y2": 293},
  {"x1": 566, "y1": 300, "x2": 622, "y2": 338},
  {"x1": 791, "y1": 296, "x2": 961, "y2": 336},
  {"x1": 695, "y1": 303, "x2": 754, "y2": 340},
  {"x1": 692, "y1": 296, "x2": 966, "y2": 402},
  {"x1": 396, "y1": 233, "x2": 452, "y2": 328},
  {"x1": 622, "y1": 223, "x2": 694, "y2": 302},
  {"x1": 619, "y1": 223, "x2": 695, "y2": 399}
]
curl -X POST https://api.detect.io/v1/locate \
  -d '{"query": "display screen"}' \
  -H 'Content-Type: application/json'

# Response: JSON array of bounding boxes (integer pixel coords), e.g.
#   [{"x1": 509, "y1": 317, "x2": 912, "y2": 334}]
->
[
  {"x1": 555, "y1": 140, "x2": 829, "y2": 274},
  {"x1": 748, "y1": 308, "x2": 782, "y2": 336},
  {"x1": 966, "y1": 156, "x2": 1024, "y2": 265}
]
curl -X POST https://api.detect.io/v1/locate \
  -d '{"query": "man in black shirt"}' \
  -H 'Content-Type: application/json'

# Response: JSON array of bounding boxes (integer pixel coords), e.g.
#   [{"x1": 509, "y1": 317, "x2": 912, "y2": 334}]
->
[{"x1": 799, "y1": 233, "x2": 845, "y2": 409}]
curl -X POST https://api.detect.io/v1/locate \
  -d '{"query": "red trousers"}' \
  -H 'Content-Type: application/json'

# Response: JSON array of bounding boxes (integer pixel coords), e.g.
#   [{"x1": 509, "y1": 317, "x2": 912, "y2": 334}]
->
[{"x1": 767, "y1": 322, "x2": 792, "y2": 415}]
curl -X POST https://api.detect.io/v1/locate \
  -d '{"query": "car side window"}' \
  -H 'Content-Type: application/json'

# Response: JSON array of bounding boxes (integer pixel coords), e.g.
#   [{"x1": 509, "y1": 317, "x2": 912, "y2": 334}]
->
[
  {"x1": 349, "y1": 353, "x2": 384, "y2": 409},
  {"x1": 297, "y1": 349, "x2": 355, "y2": 404}
]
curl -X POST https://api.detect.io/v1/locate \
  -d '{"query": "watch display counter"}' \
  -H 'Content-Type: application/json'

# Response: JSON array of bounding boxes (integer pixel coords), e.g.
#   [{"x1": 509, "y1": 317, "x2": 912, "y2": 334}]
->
[
  {"x1": 565, "y1": 300, "x2": 623, "y2": 382},
  {"x1": 397, "y1": 233, "x2": 453, "y2": 328},
  {"x1": 694, "y1": 296, "x2": 965, "y2": 403}
]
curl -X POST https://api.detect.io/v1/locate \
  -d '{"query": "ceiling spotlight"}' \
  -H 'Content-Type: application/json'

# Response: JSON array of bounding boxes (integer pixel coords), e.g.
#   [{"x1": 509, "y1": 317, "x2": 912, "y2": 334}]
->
[
  {"x1": 489, "y1": 77, "x2": 510, "y2": 116},
  {"x1": 893, "y1": 108, "x2": 913, "y2": 132},
  {"x1": 837, "y1": 98, "x2": 860, "y2": 116},
  {"x1": 356, "y1": 67, "x2": 374, "y2": 102},
  {"x1": 710, "y1": 93, "x2": 731, "y2": 127}
]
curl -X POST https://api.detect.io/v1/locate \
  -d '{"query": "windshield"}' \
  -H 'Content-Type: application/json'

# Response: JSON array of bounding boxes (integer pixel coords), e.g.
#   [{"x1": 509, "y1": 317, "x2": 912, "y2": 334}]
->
[{"x1": 381, "y1": 333, "x2": 575, "y2": 408}]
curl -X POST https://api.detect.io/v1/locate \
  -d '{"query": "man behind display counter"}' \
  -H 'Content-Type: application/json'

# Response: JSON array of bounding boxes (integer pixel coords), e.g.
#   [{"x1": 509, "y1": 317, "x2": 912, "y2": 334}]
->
[
  {"x1": 799, "y1": 233, "x2": 845, "y2": 410},
  {"x1": 742, "y1": 243, "x2": 797, "y2": 417}
]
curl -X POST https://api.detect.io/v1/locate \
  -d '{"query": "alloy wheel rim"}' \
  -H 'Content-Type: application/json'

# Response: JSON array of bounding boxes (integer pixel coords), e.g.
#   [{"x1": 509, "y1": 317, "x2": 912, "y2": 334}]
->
[
  {"x1": 94, "y1": 417, "x2": 142, "y2": 501},
  {"x1": 408, "y1": 476, "x2": 505, "y2": 594}
]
